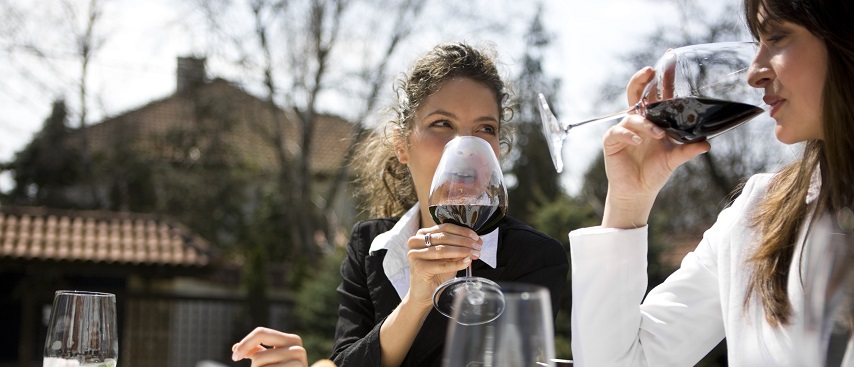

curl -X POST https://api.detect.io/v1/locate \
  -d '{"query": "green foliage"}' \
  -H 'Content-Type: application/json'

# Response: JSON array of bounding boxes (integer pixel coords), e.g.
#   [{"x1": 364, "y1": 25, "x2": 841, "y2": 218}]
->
[
  {"x1": 525, "y1": 192, "x2": 599, "y2": 360},
  {"x1": 3, "y1": 99, "x2": 85, "y2": 208},
  {"x1": 294, "y1": 246, "x2": 347, "y2": 363},
  {"x1": 506, "y1": 2, "x2": 562, "y2": 221}
]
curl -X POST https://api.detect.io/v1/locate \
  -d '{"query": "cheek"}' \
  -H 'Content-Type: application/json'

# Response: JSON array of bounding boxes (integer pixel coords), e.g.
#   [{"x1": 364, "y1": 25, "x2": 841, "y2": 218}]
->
[{"x1": 784, "y1": 46, "x2": 827, "y2": 111}]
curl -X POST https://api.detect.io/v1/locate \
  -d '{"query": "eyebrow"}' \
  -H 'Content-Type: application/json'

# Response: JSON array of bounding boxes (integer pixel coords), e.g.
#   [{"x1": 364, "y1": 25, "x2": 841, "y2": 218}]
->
[
  {"x1": 757, "y1": 17, "x2": 786, "y2": 34},
  {"x1": 425, "y1": 109, "x2": 499, "y2": 123}
]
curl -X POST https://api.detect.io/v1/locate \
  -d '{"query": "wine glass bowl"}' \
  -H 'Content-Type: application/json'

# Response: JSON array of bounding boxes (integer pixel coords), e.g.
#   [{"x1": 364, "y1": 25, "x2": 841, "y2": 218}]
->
[
  {"x1": 538, "y1": 41, "x2": 767, "y2": 172},
  {"x1": 429, "y1": 136, "x2": 508, "y2": 325},
  {"x1": 44, "y1": 291, "x2": 118, "y2": 367}
]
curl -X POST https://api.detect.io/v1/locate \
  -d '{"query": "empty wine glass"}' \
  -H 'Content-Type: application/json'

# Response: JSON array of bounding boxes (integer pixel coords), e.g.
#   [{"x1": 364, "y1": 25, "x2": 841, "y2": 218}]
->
[
  {"x1": 44, "y1": 291, "x2": 119, "y2": 367},
  {"x1": 539, "y1": 41, "x2": 767, "y2": 172},
  {"x1": 429, "y1": 135, "x2": 508, "y2": 325},
  {"x1": 801, "y1": 208, "x2": 854, "y2": 366},
  {"x1": 442, "y1": 283, "x2": 556, "y2": 367}
]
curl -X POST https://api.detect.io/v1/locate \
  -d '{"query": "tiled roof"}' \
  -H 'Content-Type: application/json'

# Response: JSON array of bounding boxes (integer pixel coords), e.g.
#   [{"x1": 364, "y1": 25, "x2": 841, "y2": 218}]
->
[{"x1": 0, "y1": 206, "x2": 211, "y2": 267}]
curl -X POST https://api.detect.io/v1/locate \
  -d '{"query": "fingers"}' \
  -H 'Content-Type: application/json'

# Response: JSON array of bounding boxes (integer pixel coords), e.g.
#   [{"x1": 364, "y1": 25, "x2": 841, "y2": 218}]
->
[
  {"x1": 626, "y1": 66, "x2": 655, "y2": 106},
  {"x1": 410, "y1": 225, "x2": 482, "y2": 259},
  {"x1": 671, "y1": 140, "x2": 711, "y2": 166},
  {"x1": 248, "y1": 346, "x2": 309, "y2": 367},
  {"x1": 232, "y1": 327, "x2": 308, "y2": 367},
  {"x1": 603, "y1": 114, "x2": 710, "y2": 174},
  {"x1": 604, "y1": 115, "x2": 666, "y2": 153}
]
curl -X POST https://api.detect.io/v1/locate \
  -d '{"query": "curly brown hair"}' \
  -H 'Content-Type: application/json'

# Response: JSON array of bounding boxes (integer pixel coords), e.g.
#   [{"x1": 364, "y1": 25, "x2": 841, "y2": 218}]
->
[{"x1": 351, "y1": 42, "x2": 514, "y2": 218}]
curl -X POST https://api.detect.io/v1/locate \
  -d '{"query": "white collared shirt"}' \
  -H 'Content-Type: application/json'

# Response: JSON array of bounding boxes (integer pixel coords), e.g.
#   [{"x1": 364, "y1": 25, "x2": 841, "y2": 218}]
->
[{"x1": 368, "y1": 203, "x2": 499, "y2": 299}]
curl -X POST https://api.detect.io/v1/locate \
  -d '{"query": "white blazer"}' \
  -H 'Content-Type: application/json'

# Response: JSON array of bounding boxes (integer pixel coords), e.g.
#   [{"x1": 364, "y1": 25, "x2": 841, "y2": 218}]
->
[{"x1": 568, "y1": 173, "x2": 850, "y2": 366}]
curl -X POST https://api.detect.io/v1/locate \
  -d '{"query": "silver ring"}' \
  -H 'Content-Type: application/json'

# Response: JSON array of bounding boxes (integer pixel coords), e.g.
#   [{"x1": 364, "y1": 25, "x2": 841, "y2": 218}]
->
[{"x1": 424, "y1": 234, "x2": 432, "y2": 247}]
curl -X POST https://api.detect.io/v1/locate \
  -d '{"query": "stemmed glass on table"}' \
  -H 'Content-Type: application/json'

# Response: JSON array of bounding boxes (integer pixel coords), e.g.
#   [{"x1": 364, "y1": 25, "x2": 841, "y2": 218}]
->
[
  {"x1": 801, "y1": 208, "x2": 854, "y2": 366},
  {"x1": 429, "y1": 135, "x2": 508, "y2": 325},
  {"x1": 44, "y1": 291, "x2": 119, "y2": 367},
  {"x1": 442, "y1": 283, "x2": 558, "y2": 367},
  {"x1": 538, "y1": 41, "x2": 767, "y2": 172}
]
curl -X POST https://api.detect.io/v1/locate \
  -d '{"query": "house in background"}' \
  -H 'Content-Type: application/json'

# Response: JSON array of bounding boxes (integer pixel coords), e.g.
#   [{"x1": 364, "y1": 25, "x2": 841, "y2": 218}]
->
[{"x1": 0, "y1": 57, "x2": 355, "y2": 367}]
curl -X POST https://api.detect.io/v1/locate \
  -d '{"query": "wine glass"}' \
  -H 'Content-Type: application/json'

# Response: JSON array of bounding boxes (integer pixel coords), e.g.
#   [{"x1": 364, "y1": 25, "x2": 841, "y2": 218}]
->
[
  {"x1": 44, "y1": 291, "x2": 119, "y2": 367},
  {"x1": 429, "y1": 135, "x2": 508, "y2": 325},
  {"x1": 538, "y1": 41, "x2": 767, "y2": 172},
  {"x1": 442, "y1": 283, "x2": 556, "y2": 367},
  {"x1": 801, "y1": 208, "x2": 854, "y2": 366}
]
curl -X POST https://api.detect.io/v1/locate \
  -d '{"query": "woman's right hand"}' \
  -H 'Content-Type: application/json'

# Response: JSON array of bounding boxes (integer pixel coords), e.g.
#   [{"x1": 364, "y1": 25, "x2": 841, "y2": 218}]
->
[
  {"x1": 601, "y1": 66, "x2": 711, "y2": 229},
  {"x1": 405, "y1": 223, "x2": 482, "y2": 309},
  {"x1": 231, "y1": 327, "x2": 309, "y2": 367}
]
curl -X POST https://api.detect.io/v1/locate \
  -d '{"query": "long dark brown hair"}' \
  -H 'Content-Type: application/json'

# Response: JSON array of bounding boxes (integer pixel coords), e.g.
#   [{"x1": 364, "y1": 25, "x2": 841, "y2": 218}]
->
[
  {"x1": 743, "y1": 0, "x2": 854, "y2": 326},
  {"x1": 351, "y1": 42, "x2": 513, "y2": 218}
]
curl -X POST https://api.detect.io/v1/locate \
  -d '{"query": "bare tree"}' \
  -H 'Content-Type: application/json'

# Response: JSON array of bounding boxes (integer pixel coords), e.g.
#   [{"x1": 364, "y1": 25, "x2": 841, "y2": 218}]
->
[
  {"x1": 195, "y1": 0, "x2": 506, "y2": 264},
  {"x1": 67, "y1": 0, "x2": 108, "y2": 207},
  {"x1": 0, "y1": 0, "x2": 110, "y2": 208}
]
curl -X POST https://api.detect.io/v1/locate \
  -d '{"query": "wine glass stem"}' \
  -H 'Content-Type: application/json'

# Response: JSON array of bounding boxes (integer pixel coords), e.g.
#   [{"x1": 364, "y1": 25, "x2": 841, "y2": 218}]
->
[
  {"x1": 567, "y1": 107, "x2": 633, "y2": 131},
  {"x1": 466, "y1": 265, "x2": 472, "y2": 278}
]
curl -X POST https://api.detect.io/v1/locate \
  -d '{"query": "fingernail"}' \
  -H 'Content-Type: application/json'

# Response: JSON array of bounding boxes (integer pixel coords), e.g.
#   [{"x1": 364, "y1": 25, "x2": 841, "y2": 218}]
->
[
  {"x1": 469, "y1": 233, "x2": 479, "y2": 240},
  {"x1": 632, "y1": 135, "x2": 643, "y2": 144},
  {"x1": 463, "y1": 256, "x2": 471, "y2": 264},
  {"x1": 474, "y1": 242, "x2": 483, "y2": 250},
  {"x1": 472, "y1": 250, "x2": 481, "y2": 258},
  {"x1": 652, "y1": 126, "x2": 664, "y2": 135},
  {"x1": 231, "y1": 351, "x2": 242, "y2": 361}
]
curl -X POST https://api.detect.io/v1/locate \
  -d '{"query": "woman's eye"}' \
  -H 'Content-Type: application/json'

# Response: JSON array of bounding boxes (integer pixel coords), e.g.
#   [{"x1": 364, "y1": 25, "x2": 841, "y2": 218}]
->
[
  {"x1": 766, "y1": 34, "x2": 784, "y2": 43},
  {"x1": 481, "y1": 125, "x2": 498, "y2": 135},
  {"x1": 430, "y1": 120, "x2": 452, "y2": 128}
]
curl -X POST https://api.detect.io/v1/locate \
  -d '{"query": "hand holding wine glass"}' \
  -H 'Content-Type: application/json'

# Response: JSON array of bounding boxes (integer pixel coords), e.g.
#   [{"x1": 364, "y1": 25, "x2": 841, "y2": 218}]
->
[
  {"x1": 43, "y1": 291, "x2": 118, "y2": 367},
  {"x1": 429, "y1": 136, "x2": 507, "y2": 325},
  {"x1": 539, "y1": 41, "x2": 767, "y2": 173}
]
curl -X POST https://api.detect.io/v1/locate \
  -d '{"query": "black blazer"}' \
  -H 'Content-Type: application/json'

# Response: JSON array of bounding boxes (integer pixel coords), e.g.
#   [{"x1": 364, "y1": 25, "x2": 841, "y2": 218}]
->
[{"x1": 330, "y1": 215, "x2": 569, "y2": 367}]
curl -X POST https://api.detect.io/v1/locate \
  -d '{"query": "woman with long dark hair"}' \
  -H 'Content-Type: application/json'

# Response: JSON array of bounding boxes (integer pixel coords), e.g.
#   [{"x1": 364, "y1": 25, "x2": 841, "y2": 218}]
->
[{"x1": 568, "y1": 0, "x2": 854, "y2": 365}]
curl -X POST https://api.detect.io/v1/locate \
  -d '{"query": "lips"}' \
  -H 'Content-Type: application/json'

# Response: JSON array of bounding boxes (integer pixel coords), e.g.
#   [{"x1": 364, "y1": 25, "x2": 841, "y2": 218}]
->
[
  {"x1": 763, "y1": 95, "x2": 785, "y2": 117},
  {"x1": 450, "y1": 168, "x2": 477, "y2": 184}
]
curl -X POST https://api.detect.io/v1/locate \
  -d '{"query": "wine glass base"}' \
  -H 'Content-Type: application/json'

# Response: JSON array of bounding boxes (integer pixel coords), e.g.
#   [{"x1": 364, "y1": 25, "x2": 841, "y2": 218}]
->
[{"x1": 433, "y1": 276, "x2": 505, "y2": 325}]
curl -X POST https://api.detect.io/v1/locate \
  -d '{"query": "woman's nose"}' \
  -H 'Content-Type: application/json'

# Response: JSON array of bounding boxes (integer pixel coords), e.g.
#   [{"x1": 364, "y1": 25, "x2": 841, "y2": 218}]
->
[{"x1": 747, "y1": 46, "x2": 773, "y2": 88}]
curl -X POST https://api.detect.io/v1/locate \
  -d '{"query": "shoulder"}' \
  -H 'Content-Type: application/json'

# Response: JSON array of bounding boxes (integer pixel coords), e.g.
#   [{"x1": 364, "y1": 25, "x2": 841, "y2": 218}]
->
[
  {"x1": 744, "y1": 173, "x2": 774, "y2": 193},
  {"x1": 730, "y1": 173, "x2": 775, "y2": 210},
  {"x1": 346, "y1": 218, "x2": 398, "y2": 253},
  {"x1": 499, "y1": 215, "x2": 552, "y2": 237},
  {"x1": 499, "y1": 216, "x2": 565, "y2": 252},
  {"x1": 349, "y1": 218, "x2": 398, "y2": 237}
]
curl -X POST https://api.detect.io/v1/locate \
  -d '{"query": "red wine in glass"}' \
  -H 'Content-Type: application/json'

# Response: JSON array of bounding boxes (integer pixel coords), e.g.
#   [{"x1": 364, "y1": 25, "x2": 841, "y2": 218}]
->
[
  {"x1": 429, "y1": 203, "x2": 506, "y2": 236},
  {"x1": 644, "y1": 96, "x2": 765, "y2": 143},
  {"x1": 538, "y1": 42, "x2": 767, "y2": 172}
]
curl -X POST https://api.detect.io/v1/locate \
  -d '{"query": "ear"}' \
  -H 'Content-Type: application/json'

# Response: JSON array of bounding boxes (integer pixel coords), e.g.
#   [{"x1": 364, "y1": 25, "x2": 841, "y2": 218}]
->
[{"x1": 393, "y1": 129, "x2": 409, "y2": 164}]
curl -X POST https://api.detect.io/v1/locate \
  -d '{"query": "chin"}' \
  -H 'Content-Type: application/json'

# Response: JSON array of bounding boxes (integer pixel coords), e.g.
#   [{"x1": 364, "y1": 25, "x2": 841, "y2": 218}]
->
[
  {"x1": 774, "y1": 128, "x2": 798, "y2": 145},
  {"x1": 774, "y1": 131, "x2": 810, "y2": 145}
]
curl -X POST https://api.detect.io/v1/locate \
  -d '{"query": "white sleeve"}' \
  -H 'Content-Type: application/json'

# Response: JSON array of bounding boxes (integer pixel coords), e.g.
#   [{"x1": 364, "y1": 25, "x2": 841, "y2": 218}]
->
[
  {"x1": 569, "y1": 226, "x2": 652, "y2": 367},
  {"x1": 569, "y1": 229, "x2": 727, "y2": 367},
  {"x1": 569, "y1": 175, "x2": 771, "y2": 367}
]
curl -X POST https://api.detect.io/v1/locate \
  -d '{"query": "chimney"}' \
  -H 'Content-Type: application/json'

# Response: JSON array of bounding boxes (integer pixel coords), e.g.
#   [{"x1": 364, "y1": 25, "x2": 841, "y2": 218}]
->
[{"x1": 176, "y1": 56, "x2": 207, "y2": 92}]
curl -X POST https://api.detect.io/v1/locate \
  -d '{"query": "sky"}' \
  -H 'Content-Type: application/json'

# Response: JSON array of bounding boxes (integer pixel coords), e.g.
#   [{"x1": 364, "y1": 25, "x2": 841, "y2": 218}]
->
[{"x1": 0, "y1": 0, "x2": 737, "y2": 194}]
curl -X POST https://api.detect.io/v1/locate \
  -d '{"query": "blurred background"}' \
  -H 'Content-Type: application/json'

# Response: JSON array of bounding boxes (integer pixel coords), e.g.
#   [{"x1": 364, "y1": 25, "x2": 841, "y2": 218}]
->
[{"x1": 0, "y1": 0, "x2": 799, "y2": 366}]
